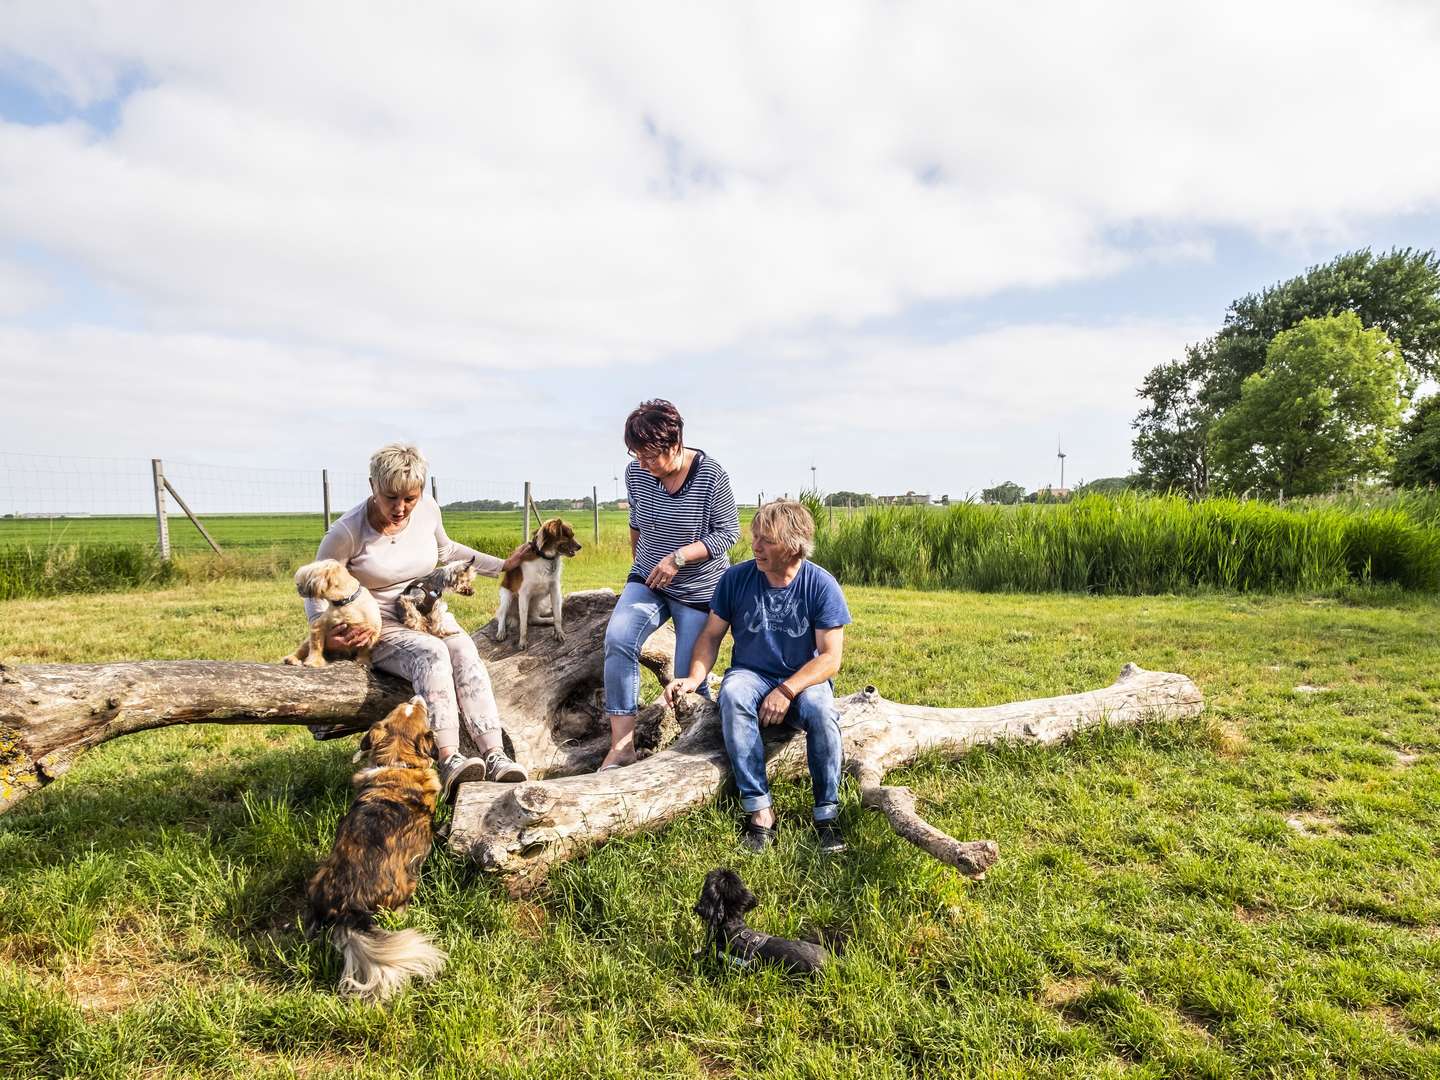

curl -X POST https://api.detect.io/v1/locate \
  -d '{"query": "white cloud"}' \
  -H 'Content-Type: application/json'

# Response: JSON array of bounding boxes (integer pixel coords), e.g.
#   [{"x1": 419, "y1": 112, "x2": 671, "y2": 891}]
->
[
  {"x1": 699, "y1": 319, "x2": 1213, "y2": 495},
  {"x1": 0, "y1": 2, "x2": 1437, "y2": 496},
  {"x1": 1, "y1": 2, "x2": 1436, "y2": 363},
  {"x1": 0, "y1": 258, "x2": 56, "y2": 317}
]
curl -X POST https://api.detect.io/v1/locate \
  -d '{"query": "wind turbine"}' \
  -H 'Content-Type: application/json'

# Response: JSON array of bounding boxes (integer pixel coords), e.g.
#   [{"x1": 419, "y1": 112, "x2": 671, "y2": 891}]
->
[{"x1": 1056, "y1": 437, "x2": 1067, "y2": 493}]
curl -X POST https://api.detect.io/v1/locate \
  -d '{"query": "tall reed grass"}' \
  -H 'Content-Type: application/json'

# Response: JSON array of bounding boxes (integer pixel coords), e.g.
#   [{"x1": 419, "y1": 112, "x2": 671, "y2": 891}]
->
[
  {"x1": 814, "y1": 494, "x2": 1440, "y2": 594},
  {"x1": 0, "y1": 543, "x2": 175, "y2": 601},
  {"x1": 1292, "y1": 487, "x2": 1440, "y2": 529}
]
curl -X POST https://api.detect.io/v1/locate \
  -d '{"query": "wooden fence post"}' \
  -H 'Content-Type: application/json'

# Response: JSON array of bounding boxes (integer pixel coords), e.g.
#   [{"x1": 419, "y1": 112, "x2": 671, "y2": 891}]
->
[
  {"x1": 523, "y1": 481, "x2": 533, "y2": 541},
  {"x1": 322, "y1": 469, "x2": 332, "y2": 532},
  {"x1": 431, "y1": 476, "x2": 439, "y2": 504},
  {"x1": 592, "y1": 485, "x2": 599, "y2": 544},
  {"x1": 151, "y1": 458, "x2": 171, "y2": 560},
  {"x1": 161, "y1": 478, "x2": 222, "y2": 555}
]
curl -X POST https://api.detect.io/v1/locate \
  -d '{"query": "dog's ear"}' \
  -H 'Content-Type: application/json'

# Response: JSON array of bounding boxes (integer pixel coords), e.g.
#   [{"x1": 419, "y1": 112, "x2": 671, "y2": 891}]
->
[
  {"x1": 294, "y1": 563, "x2": 316, "y2": 598},
  {"x1": 719, "y1": 869, "x2": 757, "y2": 916},
  {"x1": 353, "y1": 728, "x2": 374, "y2": 763},
  {"x1": 694, "y1": 871, "x2": 726, "y2": 925},
  {"x1": 412, "y1": 729, "x2": 435, "y2": 762}
]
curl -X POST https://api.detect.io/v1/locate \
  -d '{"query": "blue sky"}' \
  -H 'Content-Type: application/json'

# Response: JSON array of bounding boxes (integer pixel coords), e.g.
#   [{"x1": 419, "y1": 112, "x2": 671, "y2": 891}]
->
[{"x1": 3, "y1": 2, "x2": 1439, "y2": 513}]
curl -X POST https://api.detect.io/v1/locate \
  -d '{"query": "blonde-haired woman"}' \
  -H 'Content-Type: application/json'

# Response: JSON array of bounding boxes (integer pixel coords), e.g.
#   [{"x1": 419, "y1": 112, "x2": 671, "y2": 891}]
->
[{"x1": 304, "y1": 443, "x2": 526, "y2": 798}]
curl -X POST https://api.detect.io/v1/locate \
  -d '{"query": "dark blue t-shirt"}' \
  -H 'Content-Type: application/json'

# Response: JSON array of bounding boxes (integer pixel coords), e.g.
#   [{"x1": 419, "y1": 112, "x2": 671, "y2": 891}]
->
[{"x1": 710, "y1": 560, "x2": 852, "y2": 680}]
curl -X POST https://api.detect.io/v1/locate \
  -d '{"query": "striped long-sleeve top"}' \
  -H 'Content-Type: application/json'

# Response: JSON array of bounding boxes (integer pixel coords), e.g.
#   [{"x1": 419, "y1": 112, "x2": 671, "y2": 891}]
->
[{"x1": 627, "y1": 449, "x2": 740, "y2": 609}]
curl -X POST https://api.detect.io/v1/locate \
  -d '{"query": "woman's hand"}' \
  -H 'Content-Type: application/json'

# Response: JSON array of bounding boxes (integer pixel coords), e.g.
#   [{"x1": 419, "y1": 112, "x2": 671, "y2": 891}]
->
[
  {"x1": 645, "y1": 553, "x2": 681, "y2": 589},
  {"x1": 326, "y1": 623, "x2": 375, "y2": 653},
  {"x1": 663, "y1": 676, "x2": 701, "y2": 706},
  {"x1": 759, "y1": 687, "x2": 793, "y2": 726},
  {"x1": 501, "y1": 543, "x2": 530, "y2": 573}
]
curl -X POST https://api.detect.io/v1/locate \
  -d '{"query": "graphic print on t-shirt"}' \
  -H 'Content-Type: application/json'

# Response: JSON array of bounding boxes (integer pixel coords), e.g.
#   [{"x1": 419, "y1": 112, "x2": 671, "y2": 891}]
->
[{"x1": 742, "y1": 587, "x2": 811, "y2": 638}]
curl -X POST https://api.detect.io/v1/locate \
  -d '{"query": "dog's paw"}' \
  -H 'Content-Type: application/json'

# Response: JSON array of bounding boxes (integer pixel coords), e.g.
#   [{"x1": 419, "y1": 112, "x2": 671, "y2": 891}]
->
[
  {"x1": 303, "y1": 656, "x2": 328, "y2": 669},
  {"x1": 553, "y1": 626, "x2": 566, "y2": 642}
]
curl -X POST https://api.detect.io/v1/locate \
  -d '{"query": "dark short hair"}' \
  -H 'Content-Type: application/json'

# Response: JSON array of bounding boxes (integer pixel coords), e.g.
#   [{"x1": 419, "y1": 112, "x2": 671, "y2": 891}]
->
[{"x1": 624, "y1": 399, "x2": 684, "y2": 453}]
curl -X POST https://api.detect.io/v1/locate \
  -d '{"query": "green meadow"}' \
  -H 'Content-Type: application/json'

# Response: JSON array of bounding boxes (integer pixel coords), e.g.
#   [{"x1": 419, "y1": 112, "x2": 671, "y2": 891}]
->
[{"x1": 2, "y1": 542, "x2": 1439, "y2": 1078}]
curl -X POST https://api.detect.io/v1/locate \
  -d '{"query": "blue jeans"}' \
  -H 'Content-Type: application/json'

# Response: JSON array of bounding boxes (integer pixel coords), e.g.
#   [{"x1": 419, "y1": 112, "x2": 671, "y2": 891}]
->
[
  {"x1": 718, "y1": 667, "x2": 841, "y2": 822},
  {"x1": 603, "y1": 581, "x2": 713, "y2": 715}
]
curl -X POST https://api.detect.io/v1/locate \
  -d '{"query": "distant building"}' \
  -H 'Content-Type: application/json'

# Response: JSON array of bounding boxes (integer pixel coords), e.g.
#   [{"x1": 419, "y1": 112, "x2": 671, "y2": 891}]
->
[
  {"x1": 614, "y1": 499, "x2": 630, "y2": 511},
  {"x1": 1032, "y1": 486, "x2": 1072, "y2": 501},
  {"x1": 877, "y1": 491, "x2": 930, "y2": 506}
]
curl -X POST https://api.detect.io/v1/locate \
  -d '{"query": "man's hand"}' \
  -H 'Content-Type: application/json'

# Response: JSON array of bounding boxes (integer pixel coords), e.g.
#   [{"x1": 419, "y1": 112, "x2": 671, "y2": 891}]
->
[
  {"x1": 759, "y1": 687, "x2": 792, "y2": 726},
  {"x1": 663, "y1": 676, "x2": 701, "y2": 706},
  {"x1": 325, "y1": 623, "x2": 375, "y2": 652},
  {"x1": 501, "y1": 543, "x2": 529, "y2": 573},
  {"x1": 645, "y1": 553, "x2": 681, "y2": 590}
]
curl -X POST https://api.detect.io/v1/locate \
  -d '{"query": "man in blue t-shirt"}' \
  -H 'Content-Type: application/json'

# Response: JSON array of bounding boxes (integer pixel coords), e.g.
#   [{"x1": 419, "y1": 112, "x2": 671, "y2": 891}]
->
[{"x1": 664, "y1": 499, "x2": 852, "y2": 853}]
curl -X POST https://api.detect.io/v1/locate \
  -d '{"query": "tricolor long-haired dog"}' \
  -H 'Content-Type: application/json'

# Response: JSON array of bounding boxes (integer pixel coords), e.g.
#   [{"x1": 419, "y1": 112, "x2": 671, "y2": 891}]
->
[
  {"x1": 397, "y1": 557, "x2": 479, "y2": 637},
  {"x1": 304, "y1": 696, "x2": 446, "y2": 1003},
  {"x1": 495, "y1": 518, "x2": 582, "y2": 649},
  {"x1": 694, "y1": 868, "x2": 828, "y2": 974},
  {"x1": 283, "y1": 559, "x2": 382, "y2": 668}
]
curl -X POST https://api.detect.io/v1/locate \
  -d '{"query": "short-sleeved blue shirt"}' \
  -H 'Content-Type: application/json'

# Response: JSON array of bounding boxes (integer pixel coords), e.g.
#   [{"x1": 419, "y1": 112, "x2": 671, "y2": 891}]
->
[{"x1": 710, "y1": 559, "x2": 852, "y2": 680}]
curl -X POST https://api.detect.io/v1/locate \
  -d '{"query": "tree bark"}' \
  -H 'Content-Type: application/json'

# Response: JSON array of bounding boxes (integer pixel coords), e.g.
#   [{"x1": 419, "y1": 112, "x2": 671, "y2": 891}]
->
[
  {"x1": 449, "y1": 661, "x2": 1202, "y2": 892},
  {"x1": 0, "y1": 589, "x2": 1203, "y2": 894}
]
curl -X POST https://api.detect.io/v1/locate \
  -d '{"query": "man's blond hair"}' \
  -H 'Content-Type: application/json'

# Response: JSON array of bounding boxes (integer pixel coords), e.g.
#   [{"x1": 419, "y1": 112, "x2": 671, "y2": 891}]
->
[
  {"x1": 751, "y1": 499, "x2": 815, "y2": 559},
  {"x1": 369, "y1": 442, "x2": 428, "y2": 496}
]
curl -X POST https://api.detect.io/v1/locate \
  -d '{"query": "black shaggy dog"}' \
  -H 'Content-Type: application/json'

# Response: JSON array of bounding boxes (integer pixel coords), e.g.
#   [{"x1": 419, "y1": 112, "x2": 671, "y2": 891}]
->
[{"x1": 694, "y1": 868, "x2": 828, "y2": 974}]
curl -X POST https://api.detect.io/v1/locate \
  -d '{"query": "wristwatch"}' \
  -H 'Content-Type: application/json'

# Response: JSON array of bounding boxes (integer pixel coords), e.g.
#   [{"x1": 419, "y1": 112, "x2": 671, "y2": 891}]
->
[{"x1": 673, "y1": 550, "x2": 689, "y2": 569}]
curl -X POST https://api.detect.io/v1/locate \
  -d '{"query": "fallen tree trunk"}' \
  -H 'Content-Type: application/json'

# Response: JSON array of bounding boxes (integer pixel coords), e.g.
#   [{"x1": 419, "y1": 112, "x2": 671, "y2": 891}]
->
[
  {"x1": 450, "y1": 661, "x2": 1203, "y2": 891},
  {"x1": 1, "y1": 589, "x2": 1202, "y2": 893},
  {"x1": 0, "y1": 591, "x2": 639, "y2": 811}
]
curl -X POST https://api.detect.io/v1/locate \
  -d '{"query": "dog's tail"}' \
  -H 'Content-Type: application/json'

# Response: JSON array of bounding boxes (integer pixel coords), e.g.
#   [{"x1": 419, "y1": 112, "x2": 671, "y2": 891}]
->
[{"x1": 331, "y1": 925, "x2": 447, "y2": 1004}]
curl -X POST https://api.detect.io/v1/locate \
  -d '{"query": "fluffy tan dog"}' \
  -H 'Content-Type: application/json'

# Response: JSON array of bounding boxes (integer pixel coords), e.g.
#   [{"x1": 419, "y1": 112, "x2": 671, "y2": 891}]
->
[
  {"x1": 283, "y1": 559, "x2": 382, "y2": 668},
  {"x1": 304, "y1": 695, "x2": 446, "y2": 1003}
]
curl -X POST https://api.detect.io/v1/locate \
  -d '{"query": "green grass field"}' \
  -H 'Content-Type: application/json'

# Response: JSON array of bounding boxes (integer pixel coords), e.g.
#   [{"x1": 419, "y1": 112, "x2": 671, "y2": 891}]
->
[
  {"x1": 2, "y1": 548, "x2": 1439, "y2": 1078},
  {"x1": 0, "y1": 510, "x2": 639, "y2": 552}
]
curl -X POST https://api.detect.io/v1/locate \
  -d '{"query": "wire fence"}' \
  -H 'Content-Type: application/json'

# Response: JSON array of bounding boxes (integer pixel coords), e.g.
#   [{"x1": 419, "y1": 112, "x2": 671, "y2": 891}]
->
[{"x1": 0, "y1": 451, "x2": 622, "y2": 555}]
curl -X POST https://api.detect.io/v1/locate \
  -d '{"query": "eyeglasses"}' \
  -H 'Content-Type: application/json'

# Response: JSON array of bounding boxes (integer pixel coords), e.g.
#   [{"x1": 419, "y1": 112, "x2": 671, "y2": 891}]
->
[{"x1": 627, "y1": 445, "x2": 678, "y2": 463}]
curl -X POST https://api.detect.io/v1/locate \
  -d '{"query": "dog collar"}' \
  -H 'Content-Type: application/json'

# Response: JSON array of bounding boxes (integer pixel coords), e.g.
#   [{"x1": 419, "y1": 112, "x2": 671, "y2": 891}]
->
[
  {"x1": 331, "y1": 586, "x2": 363, "y2": 608},
  {"x1": 729, "y1": 927, "x2": 772, "y2": 960},
  {"x1": 536, "y1": 548, "x2": 558, "y2": 561}
]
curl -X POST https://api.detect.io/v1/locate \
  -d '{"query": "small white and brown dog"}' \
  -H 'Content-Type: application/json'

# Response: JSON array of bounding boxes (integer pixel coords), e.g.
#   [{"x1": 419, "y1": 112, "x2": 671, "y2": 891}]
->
[
  {"x1": 495, "y1": 518, "x2": 582, "y2": 649},
  {"x1": 283, "y1": 559, "x2": 382, "y2": 668}
]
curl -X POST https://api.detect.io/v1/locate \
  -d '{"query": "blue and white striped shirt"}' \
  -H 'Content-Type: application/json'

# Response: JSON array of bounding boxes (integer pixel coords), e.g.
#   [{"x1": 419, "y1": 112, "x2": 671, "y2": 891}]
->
[{"x1": 627, "y1": 449, "x2": 740, "y2": 608}]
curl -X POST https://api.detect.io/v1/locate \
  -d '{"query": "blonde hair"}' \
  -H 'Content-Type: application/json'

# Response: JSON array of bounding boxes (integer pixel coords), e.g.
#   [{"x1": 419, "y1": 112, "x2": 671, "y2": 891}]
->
[
  {"x1": 752, "y1": 499, "x2": 815, "y2": 559},
  {"x1": 369, "y1": 442, "x2": 428, "y2": 497}
]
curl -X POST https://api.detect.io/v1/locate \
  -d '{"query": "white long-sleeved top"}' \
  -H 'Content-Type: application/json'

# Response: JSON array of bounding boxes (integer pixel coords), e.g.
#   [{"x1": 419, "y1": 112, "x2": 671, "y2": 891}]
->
[{"x1": 303, "y1": 496, "x2": 502, "y2": 626}]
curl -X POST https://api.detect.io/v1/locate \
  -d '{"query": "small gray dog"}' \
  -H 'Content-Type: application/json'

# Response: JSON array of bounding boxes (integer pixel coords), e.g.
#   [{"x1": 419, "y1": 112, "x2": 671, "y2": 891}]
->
[{"x1": 397, "y1": 557, "x2": 479, "y2": 637}]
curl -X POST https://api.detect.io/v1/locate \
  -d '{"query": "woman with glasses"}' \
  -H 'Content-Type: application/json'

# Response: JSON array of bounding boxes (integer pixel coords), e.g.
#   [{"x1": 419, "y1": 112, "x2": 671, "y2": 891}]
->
[{"x1": 599, "y1": 399, "x2": 740, "y2": 770}]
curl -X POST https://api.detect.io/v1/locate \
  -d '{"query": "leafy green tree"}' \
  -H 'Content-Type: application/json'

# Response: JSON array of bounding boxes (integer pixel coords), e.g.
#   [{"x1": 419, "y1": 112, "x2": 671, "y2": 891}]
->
[
  {"x1": 1131, "y1": 341, "x2": 1215, "y2": 495},
  {"x1": 1132, "y1": 248, "x2": 1440, "y2": 492},
  {"x1": 980, "y1": 481, "x2": 1026, "y2": 504},
  {"x1": 1212, "y1": 313, "x2": 1411, "y2": 496},
  {"x1": 1391, "y1": 394, "x2": 1440, "y2": 487},
  {"x1": 823, "y1": 490, "x2": 874, "y2": 507}
]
